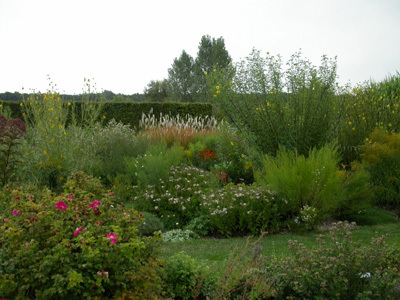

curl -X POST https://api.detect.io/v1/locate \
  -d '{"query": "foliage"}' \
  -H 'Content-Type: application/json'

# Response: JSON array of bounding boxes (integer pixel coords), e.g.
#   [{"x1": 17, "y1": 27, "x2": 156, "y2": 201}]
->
[
  {"x1": 124, "y1": 142, "x2": 186, "y2": 189},
  {"x1": 361, "y1": 129, "x2": 400, "y2": 210},
  {"x1": 138, "y1": 211, "x2": 165, "y2": 237},
  {"x1": 0, "y1": 116, "x2": 26, "y2": 186},
  {"x1": 255, "y1": 144, "x2": 372, "y2": 226},
  {"x1": 208, "y1": 49, "x2": 339, "y2": 157},
  {"x1": 143, "y1": 79, "x2": 169, "y2": 102},
  {"x1": 139, "y1": 109, "x2": 220, "y2": 148},
  {"x1": 162, "y1": 252, "x2": 216, "y2": 300},
  {"x1": 337, "y1": 74, "x2": 400, "y2": 163},
  {"x1": 203, "y1": 183, "x2": 281, "y2": 236},
  {"x1": 131, "y1": 165, "x2": 219, "y2": 229},
  {"x1": 161, "y1": 229, "x2": 199, "y2": 242},
  {"x1": 267, "y1": 221, "x2": 400, "y2": 299},
  {"x1": 0, "y1": 172, "x2": 162, "y2": 299}
]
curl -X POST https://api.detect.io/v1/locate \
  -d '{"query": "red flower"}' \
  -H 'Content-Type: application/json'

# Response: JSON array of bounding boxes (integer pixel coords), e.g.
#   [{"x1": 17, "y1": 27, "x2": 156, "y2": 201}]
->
[{"x1": 198, "y1": 148, "x2": 216, "y2": 160}]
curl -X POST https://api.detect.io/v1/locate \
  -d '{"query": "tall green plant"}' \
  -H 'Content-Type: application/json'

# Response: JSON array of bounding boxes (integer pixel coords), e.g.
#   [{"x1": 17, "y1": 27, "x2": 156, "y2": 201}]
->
[{"x1": 208, "y1": 49, "x2": 339, "y2": 157}]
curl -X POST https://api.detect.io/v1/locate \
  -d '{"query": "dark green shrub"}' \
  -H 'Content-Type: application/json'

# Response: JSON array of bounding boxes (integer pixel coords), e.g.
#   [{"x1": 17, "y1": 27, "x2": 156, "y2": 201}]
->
[
  {"x1": 162, "y1": 252, "x2": 216, "y2": 300},
  {"x1": 0, "y1": 172, "x2": 162, "y2": 299},
  {"x1": 138, "y1": 211, "x2": 165, "y2": 236}
]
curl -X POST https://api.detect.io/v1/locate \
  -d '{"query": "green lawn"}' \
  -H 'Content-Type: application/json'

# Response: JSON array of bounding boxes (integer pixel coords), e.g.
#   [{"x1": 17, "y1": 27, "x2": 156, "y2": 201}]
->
[{"x1": 161, "y1": 211, "x2": 400, "y2": 275}]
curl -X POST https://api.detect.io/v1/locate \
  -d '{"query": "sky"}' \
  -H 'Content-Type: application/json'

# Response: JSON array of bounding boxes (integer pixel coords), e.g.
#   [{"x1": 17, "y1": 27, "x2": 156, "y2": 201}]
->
[{"x1": 0, "y1": 0, "x2": 399, "y2": 95}]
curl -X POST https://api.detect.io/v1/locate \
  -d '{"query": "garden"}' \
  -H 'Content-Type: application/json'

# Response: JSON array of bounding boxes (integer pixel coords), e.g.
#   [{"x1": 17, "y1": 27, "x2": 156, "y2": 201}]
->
[{"x1": 1, "y1": 52, "x2": 400, "y2": 299}]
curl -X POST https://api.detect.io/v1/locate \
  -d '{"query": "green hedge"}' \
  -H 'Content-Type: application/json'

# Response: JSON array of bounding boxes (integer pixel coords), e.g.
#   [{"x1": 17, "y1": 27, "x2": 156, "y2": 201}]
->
[{"x1": 1, "y1": 101, "x2": 214, "y2": 130}]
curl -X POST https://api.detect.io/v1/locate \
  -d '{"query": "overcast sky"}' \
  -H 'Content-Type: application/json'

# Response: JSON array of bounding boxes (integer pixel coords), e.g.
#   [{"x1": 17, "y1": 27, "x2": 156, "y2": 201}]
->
[{"x1": 1, "y1": 0, "x2": 399, "y2": 95}]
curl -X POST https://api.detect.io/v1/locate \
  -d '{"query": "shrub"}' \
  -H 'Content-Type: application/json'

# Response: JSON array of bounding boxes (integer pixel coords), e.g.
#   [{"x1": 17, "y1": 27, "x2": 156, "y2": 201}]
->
[
  {"x1": 0, "y1": 172, "x2": 162, "y2": 299},
  {"x1": 361, "y1": 129, "x2": 400, "y2": 211},
  {"x1": 208, "y1": 49, "x2": 339, "y2": 157},
  {"x1": 162, "y1": 252, "x2": 216, "y2": 299},
  {"x1": 203, "y1": 183, "x2": 281, "y2": 236},
  {"x1": 124, "y1": 142, "x2": 186, "y2": 188},
  {"x1": 267, "y1": 221, "x2": 400, "y2": 299},
  {"x1": 255, "y1": 143, "x2": 371, "y2": 227},
  {"x1": 138, "y1": 211, "x2": 165, "y2": 236},
  {"x1": 161, "y1": 229, "x2": 199, "y2": 242},
  {"x1": 131, "y1": 165, "x2": 219, "y2": 229},
  {"x1": 0, "y1": 116, "x2": 26, "y2": 186}
]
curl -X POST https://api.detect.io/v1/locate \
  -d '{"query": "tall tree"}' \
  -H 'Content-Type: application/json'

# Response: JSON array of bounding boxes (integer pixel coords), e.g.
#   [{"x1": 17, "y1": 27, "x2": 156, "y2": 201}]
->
[
  {"x1": 194, "y1": 35, "x2": 232, "y2": 101},
  {"x1": 167, "y1": 50, "x2": 196, "y2": 102},
  {"x1": 144, "y1": 79, "x2": 169, "y2": 102}
]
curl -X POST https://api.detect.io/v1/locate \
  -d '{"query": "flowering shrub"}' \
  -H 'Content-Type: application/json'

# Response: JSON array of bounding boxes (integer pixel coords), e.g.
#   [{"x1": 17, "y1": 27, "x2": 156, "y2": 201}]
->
[
  {"x1": 202, "y1": 183, "x2": 281, "y2": 236},
  {"x1": 267, "y1": 222, "x2": 400, "y2": 299},
  {"x1": 0, "y1": 172, "x2": 162, "y2": 299},
  {"x1": 132, "y1": 165, "x2": 219, "y2": 229}
]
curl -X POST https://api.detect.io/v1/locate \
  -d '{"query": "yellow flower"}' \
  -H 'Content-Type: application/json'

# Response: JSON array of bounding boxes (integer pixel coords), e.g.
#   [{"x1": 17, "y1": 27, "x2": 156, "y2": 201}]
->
[
  {"x1": 230, "y1": 141, "x2": 234, "y2": 146},
  {"x1": 59, "y1": 176, "x2": 64, "y2": 181},
  {"x1": 63, "y1": 131, "x2": 67, "y2": 136},
  {"x1": 20, "y1": 102, "x2": 23, "y2": 107},
  {"x1": 0, "y1": 104, "x2": 2, "y2": 108},
  {"x1": 51, "y1": 125, "x2": 55, "y2": 129},
  {"x1": 352, "y1": 127, "x2": 356, "y2": 131},
  {"x1": 215, "y1": 86, "x2": 220, "y2": 90},
  {"x1": 213, "y1": 94, "x2": 217, "y2": 98},
  {"x1": 348, "y1": 121, "x2": 352, "y2": 125},
  {"x1": 241, "y1": 154, "x2": 245, "y2": 158},
  {"x1": 229, "y1": 82, "x2": 233, "y2": 86},
  {"x1": 43, "y1": 150, "x2": 47, "y2": 155},
  {"x1": 102, "y1": 115, "x2": 106, "y2": 119},
  {"x1": 48, "y1": 108, "x2": 54, "y2": 112},
  {"x1": 67, "y1": 102, "x2": 71, "y2": 106},
  {"x1": 203, "y1": 71, "x2": 207, "y2": 75},
  {"x1": 58, "y1": 125, "x2": 63, "y2": 129},
  {"x1": 50, "y1": 138, "x2": 55, "y2": 143},
  {"x1": 388, "y1": 123, "x2": 392, "y2": 127},
  {"x1": 57, "y1": 165, "x2": 62, "y2": 170}
]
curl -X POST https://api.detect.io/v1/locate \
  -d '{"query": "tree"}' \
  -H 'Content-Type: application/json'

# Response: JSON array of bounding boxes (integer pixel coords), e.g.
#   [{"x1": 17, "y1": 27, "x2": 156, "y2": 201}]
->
[
  {"x1": 144, "y1": 79, "x2": 169, "y2": 102},
  {"x1": 167, "y1": 50, "x2": 196, "y2": 102},
  {"x1": 193, "y1": 35, "x2": 232, "y2": 101}
]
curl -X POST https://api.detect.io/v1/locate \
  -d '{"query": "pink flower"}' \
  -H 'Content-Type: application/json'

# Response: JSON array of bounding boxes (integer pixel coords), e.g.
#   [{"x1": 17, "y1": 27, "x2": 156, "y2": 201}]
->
[
  {"x1": 93, "y1": 209, "x2": 100, "y2": 215},
  {"x1": 67, "y1": 193, "x2": 75, "y2": 201},
  {"x1": 106, "y1": 233, "x2": 117, "y2": 244},
  {"x1": 12, "y1": 209, "x2": 21, "y2": 215},
  {"x1": 89, "y1": 200, "x2": 101, "y2": 208},
  {"x1": 56, "y1": 201, "x2": 68, "y2": 210},
  {"x1": 74, "y1": 227, "x2": 82, "y2": 236}
]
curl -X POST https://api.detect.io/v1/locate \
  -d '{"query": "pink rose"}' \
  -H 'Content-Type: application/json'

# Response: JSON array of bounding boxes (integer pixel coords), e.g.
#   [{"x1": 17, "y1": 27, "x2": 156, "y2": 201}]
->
[
  {"x1": 89, "y1": 200, "x2": 101, "y2": 208},
  {"x1": 74, "y1": 227, "x2": 82, "y2": 236},
  {"x1": 56, "y1": 201, "x2": 68, "y2": 210},
  {"x1": 106, "y1": 233, "x2": 117, "y2": 244},
  {"x1": 12, "y1": 209, "x2": 21, "y2": 215}
]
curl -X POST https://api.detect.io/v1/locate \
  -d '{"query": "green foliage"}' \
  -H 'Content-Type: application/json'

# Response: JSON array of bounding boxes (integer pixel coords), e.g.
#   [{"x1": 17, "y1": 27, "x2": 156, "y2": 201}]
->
[
  {"x1": 124, "y1": 142, "x2": 186, "y2": 188},
  {"x1": 161, "y1": 229, "x2": 199, "y2": 242},
  {"x1": 209, "y1": 49, "x2": 339, "y2": 157},
  {"x1": 267, "y1": 221, "x2": 400, "y2": 299},
  {"x1": 183, "y1": 215, "x2": 212, "y2": 236},
  {"x1": 0, "y1": 116, "x2": 26, "y2": 186},
  {"x1": 0, "y1": 172, "x2": 162, "y2": 299},
  {"x1": 162, "y1": 252, "x2": 216, "y2": 299},
  {"x1": 337, "y1": 74, "x2": 400, "y2": 163},
  {"x1": 143, "y1": 79, "x2": 169, "y2": 102},
  {"x1": 255, "y1": 144, "x2": 371, "y2": 226},
  {"x1": 138, "y1": 212, "x2": 165, "y2": 237},
  {"x1": 204, "y1": 184, "x2": 281, "y2": 236},
  {"x1": 131, "y1": 165, "x2": 219, "y2": 229},
  {"x1": 361, "y1": 129, "x2": 400, "y2": 210}
]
